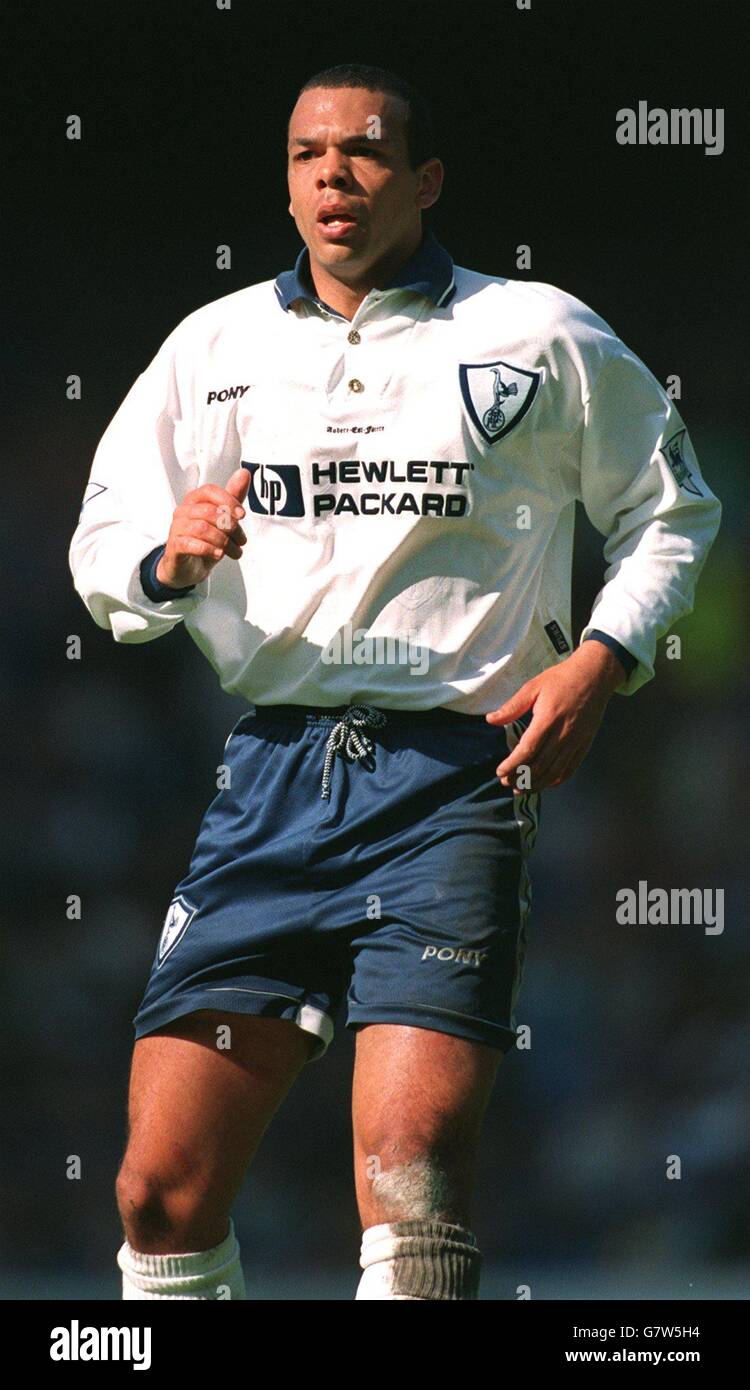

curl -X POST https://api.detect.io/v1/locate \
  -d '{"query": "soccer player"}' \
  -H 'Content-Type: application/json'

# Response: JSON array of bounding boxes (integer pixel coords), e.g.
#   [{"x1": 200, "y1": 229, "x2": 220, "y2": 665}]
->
[{"x1": 69, "y1": 63, "x2": 721, "y2": 1301}]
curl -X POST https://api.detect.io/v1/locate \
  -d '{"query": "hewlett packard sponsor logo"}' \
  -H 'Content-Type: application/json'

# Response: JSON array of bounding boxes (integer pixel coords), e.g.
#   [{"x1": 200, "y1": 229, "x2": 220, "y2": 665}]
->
[
  {"x1": 311, "y1": 459, "x2": 472, "y2": 517},
  {"x1": 245, "y1": 462, "x2": 305, "y2": 517},
  {"x1": 50, "y1": 1320, "x2": 151, "y2": 1371},
  {"x1": 242, "y1": 458, "x2": 474, "y2": 520}
]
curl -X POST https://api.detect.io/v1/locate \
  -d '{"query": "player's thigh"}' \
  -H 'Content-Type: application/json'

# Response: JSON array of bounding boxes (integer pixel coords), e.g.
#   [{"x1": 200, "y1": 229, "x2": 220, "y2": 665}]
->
[
  {"x1": 121, "y1": 1010, "x2": 315, "y2": 1197},
  {"x1": 352, "y1": 1022, "x2": 503, "y2": 1169}
]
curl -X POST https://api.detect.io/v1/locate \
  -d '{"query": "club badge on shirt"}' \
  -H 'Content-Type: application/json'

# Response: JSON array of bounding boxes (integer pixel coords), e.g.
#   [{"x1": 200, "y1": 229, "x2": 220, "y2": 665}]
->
[{"x1": 459, "y1": 359, "x2": 541, "y2": 444}]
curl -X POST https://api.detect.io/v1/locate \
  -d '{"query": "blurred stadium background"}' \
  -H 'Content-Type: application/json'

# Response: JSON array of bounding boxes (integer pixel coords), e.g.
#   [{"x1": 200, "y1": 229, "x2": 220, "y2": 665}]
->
[{"x1": 3, "y1": 0, "x2": 747, "y2": 1298}]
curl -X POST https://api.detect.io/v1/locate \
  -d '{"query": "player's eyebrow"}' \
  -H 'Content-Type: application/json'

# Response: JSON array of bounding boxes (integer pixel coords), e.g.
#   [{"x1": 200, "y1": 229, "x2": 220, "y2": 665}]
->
[{"x1": 289, "y1": 133, "x2": 392, "y2": 150}]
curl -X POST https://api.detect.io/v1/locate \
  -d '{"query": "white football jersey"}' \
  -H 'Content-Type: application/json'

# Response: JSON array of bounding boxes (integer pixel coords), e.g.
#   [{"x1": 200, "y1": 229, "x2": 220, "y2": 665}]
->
[{"x1": 69, "y1": 229, "x2": 721, "y2": 712}]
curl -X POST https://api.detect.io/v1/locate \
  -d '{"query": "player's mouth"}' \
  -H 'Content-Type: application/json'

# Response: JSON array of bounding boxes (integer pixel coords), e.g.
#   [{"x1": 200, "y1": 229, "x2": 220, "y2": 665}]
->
[{"x1": 316, "y1": 205, "x2": 360, "y2": 241}]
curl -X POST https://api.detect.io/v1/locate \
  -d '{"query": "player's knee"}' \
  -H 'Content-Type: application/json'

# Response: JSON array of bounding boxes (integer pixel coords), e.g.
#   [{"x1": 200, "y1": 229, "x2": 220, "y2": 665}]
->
[
  {"x1": 116, "y1": 1165, "x2": 173, "y2": 1244},
  {"x1": 116, "y1": 1162, "x2": 212, "y2": 1249}
]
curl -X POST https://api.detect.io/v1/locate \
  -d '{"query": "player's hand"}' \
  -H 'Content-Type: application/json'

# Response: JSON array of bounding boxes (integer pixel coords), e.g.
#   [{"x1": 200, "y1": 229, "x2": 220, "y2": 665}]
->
[
  {"x1": 156, "y1": 468, "x2": 251, "y2": 589},
  {"x1": 485, "y1": 641, "x2": 627, "y2": 792}
]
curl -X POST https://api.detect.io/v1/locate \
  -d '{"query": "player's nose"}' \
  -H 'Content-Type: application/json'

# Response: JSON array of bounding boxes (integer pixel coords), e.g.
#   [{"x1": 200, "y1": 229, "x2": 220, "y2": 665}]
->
[{"x1": 317, "y1": 152, "x2": 352, "y2": 189}]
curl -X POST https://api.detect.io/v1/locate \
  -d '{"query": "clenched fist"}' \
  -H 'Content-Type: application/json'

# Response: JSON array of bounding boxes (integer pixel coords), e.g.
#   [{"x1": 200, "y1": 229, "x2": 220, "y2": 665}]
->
[{"x1": 156, "y1": 468, "x2": 251, "y2": 589}]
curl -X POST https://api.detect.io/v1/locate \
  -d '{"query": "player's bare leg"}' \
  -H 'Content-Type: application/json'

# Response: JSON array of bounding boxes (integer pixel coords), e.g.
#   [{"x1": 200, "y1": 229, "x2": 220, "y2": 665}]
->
[
  {"x1": 351, "y1": 1023, "x2": 503, "y2": 1299},
  {"x1": 115, "y1": 1010, "x2": 315, "y2": 1298}
]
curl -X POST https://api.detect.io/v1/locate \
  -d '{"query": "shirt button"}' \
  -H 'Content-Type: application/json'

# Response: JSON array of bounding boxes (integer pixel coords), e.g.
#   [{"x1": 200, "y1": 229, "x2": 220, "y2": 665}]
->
[
  {"x1": 347, "y1": 329, "x2": 361, "y2": 345},
  {"x1": 348, "y1": 378, "x2": 364, "y2": 393}
]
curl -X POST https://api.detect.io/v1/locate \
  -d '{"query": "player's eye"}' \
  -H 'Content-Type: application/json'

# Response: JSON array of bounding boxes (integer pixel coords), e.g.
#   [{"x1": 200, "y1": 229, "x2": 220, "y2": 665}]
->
[{"x1": 293, "y1": 151, "x2": 316, "y2": 161}]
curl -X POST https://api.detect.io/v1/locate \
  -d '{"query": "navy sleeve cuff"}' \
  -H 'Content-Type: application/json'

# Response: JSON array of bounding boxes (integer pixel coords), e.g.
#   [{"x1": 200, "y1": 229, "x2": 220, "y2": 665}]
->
[
  {"x1": 139, "y1": 545, "x2": 196, "y2": 602},
  {"x1": 583, "y1": 629, "x2": 638, "y2": 677}
]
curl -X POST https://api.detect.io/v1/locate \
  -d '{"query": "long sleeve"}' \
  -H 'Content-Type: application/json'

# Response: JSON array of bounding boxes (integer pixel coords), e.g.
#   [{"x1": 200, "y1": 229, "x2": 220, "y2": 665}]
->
[
  {"x1": 577, "y1": 347, "x2": 722, "y2": 693},
  {"x1": 68, "y1": 330, "x2": 208, "y2": 643}
]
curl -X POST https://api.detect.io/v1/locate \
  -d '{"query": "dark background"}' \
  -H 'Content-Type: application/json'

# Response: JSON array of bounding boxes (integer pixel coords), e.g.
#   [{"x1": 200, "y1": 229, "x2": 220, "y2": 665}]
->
[{"x1": 3, "y1": 0, "x2": 747, "y2": 1298}]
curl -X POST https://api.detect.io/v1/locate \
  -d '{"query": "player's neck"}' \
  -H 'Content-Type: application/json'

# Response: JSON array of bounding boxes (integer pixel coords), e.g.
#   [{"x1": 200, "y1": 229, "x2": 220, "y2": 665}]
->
[{"x1": 307, "y1": 227, "x2": 423, "y2": 321}]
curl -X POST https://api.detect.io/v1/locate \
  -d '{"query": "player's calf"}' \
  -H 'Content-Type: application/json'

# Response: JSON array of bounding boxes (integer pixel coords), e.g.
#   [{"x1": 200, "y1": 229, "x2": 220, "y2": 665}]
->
[
  {"x1": 353, "y1": 1136, "x2": 483, "y2": 1300},
  {"x1": 354, "y1": 1150, "x2": 482, "y2": 1300},
  {"x1": 351, "y1": 1024, "x2": 500, "y2": 1299}
]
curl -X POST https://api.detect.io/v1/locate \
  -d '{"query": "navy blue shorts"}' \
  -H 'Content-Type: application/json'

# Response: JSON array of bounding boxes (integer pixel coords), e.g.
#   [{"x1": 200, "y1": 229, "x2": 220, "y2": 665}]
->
[{"x1": 132, "y1": 703, "x2": 540, "y2": 1061}]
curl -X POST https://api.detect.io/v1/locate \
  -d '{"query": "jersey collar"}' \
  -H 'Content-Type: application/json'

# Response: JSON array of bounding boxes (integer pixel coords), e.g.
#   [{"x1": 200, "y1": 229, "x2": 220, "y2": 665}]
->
[{"x1": 274, "y1": 226, "x2": 456, "y2": 316}]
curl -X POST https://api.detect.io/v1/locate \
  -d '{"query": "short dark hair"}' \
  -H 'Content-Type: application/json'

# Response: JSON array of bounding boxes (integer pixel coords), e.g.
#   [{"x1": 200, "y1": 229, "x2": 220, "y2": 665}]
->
[{"x1": 294, "y1": 63, "x2": 438, "y2": 169}]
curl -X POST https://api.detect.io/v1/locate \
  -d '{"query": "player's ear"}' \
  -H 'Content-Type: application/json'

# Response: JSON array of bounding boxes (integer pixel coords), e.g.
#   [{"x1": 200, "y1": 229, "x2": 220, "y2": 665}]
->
[{"x1": 417, "y1": 157, "x2": 444, "y2": 211}]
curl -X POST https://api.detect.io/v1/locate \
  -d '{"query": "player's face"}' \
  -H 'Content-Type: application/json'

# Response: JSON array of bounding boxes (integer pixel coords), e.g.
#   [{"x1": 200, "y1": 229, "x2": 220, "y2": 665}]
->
[{"x1": 287, "y1": 87, "x2": 442, "y2": 286}]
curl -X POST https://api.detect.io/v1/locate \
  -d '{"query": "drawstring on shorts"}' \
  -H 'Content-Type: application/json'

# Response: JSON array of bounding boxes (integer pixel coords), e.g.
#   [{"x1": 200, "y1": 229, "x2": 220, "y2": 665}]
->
[{"x1": 320, "y1": 705, "x2": 388, "y2": 800}]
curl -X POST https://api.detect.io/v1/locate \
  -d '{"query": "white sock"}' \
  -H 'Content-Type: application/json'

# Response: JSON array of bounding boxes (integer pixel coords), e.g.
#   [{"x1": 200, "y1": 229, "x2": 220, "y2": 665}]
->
[
  {"x1": 356, "y1": 1220, "x2": 482, "y2": 1300},
  {"x1": 117, "y1": 1218, "x2": 246, "y2": 1300}
]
